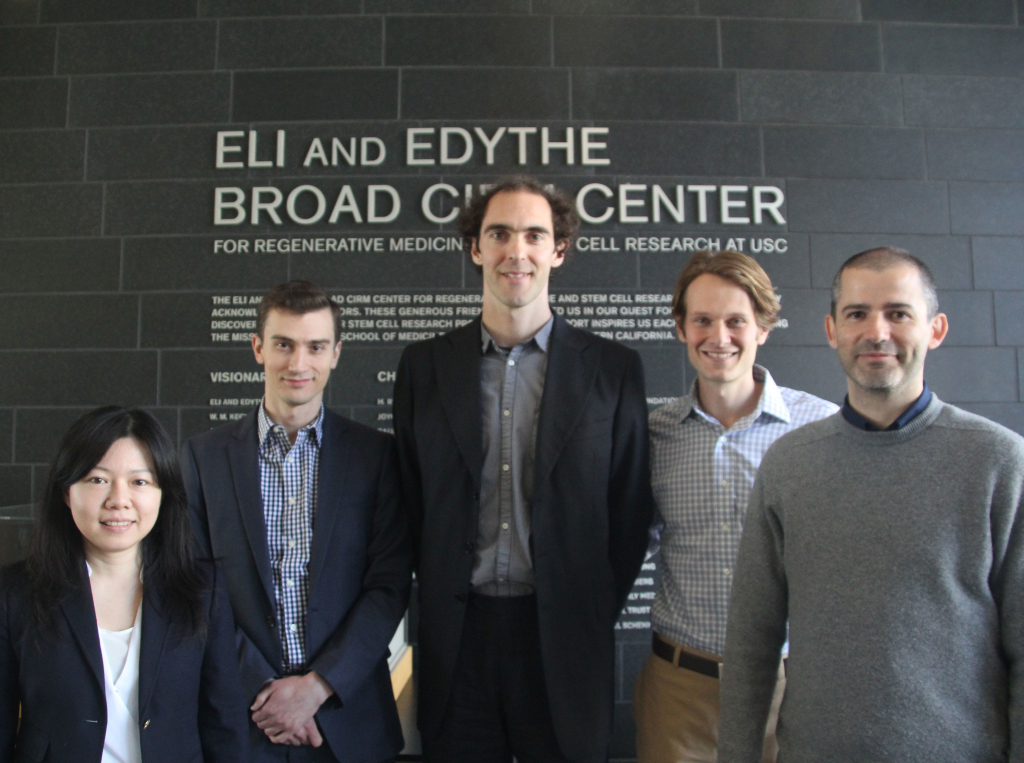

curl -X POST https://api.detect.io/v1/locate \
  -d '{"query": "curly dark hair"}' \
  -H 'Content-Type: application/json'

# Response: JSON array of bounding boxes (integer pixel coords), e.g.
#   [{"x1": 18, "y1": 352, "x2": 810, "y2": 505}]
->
[
  {"x1": 26, "y1": 406, "x2": 206, "y2": 638},
  {"x1": 456, "y1": 176, "x2": 581, "y2": 261}
]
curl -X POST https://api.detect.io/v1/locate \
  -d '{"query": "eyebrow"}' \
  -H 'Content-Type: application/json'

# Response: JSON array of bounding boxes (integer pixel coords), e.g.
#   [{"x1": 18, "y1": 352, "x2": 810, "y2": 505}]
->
[
  {"x1": 482, "y1": 223, "x2": 551, "y2": 235},
  {"x1": 269, "y1": 334, "x2": 333, "y2": 344},
  {"x1": 688, "y1": 311, "x2": 749, "y2": 318},
  {"x1": 841, "y1": 302, "x2": 916, "y2": 312},
  {"x1": 91, "y1": 466, "x2": 153, "y2": 474}
]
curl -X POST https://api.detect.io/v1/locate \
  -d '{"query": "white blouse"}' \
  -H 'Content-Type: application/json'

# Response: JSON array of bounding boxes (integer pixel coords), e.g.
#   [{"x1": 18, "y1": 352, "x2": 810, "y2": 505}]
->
[{"x1": 87, "y1": 564, "x2": 143, "y2": 763}]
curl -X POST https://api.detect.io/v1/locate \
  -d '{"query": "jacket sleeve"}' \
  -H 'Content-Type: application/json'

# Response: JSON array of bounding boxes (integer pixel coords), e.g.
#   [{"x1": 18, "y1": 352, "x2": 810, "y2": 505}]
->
[
  {"x1": 0, "y1": 568, "x2": 18, "y2": 762},
  {"x1": 392, "y1": 348, "x2": 424, "y2": 570},
  {"x1": 198, "y1": 565, "x2": 250, "y2": 763},
  {"x1": 180, "y1": 440, "x2": 277, "y2": 703},
  {"x1": 307, "y1": 438, "x2": 413, "y2": 705},
  {"x1": 607, "y1": 350, "x2": 656, "y2": 613},
  {"x1": 718, "y1": 470, "x2": 789, "y2": 763}
]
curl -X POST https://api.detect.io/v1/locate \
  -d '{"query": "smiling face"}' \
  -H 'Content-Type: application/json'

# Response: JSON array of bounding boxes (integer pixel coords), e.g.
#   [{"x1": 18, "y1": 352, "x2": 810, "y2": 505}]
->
[
  {"x1": 678, "y1": 273, "x2": 769, "y2": 391},
  {"x1": 253, "y1": 307, "x2": 341, "y2": 424},
  {"x1": 471, "y1": 190, "x2": 566, "y2": 317},
  {"x1": 825, "y1": 264, "x2": 948, "y2": 401},
  {"x1": 65, "y1": 437, "x2": 161, "y2": 560}
]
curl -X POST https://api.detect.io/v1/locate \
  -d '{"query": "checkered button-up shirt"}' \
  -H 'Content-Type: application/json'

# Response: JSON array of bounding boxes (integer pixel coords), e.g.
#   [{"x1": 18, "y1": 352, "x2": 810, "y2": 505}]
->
[
  {"x1": 649, "y1": 366, "x2": 837, "y2": 656},
  {"x1": 257, "y1": 402, "x2": 323, "y2": 672}
]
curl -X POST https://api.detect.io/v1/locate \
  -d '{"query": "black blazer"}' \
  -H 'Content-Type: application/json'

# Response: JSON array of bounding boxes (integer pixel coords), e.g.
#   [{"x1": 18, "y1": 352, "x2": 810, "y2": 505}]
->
[
  {"x1": 393, "y1": 316, "x2": 655, "y2": 760},
  {"x1": 181, "y1": 407, "x2": 411, "y2": 763},
  {"x1": 0, "y1": 561, "x2": 247, "y2": 763}
]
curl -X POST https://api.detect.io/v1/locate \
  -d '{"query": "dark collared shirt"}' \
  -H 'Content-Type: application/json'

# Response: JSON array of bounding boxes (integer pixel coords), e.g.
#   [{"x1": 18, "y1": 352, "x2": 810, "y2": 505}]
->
[
  {"x1": 471, "y1": 316, "x2": 554, "y2": 597},
  {"x1": 257, "y1": 402, "x2": 323, "y2": 672},
  {"x1": 842, "y1": 383, "x2": 932, "y2": 432}
]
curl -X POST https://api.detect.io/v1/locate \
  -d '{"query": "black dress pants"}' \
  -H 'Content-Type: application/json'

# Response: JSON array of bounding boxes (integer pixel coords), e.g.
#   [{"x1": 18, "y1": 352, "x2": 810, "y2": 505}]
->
[{"x1": 422, "y1": 593, "x2": 606, "y2": 763}]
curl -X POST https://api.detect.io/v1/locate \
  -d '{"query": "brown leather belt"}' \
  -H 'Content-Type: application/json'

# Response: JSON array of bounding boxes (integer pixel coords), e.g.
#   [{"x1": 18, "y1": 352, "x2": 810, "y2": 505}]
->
[{"x1": 652, "y1": 633, "x2": 721, "y2": 679}]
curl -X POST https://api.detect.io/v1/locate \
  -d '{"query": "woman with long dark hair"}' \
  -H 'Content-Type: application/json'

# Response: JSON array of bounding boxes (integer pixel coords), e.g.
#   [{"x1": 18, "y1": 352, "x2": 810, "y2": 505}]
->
[{"x1": 0, "y1": 406, "x2": 248, "y2": 762}]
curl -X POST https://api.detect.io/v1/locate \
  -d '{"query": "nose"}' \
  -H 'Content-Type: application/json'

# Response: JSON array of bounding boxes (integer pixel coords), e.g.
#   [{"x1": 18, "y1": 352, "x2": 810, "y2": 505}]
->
[
  {"x1": 711, "y1": 319, "x2": 730, "y2": 344},
  {"x1": 105, "y1": 479, "x2": 131, "y2": 509},
  {"x1": 288, "y1": 345, "x2": 310, "y2": 371},
  {"x1": 508, "y1": 232, "x2": 528, "y2": 260},
  {"x1": 863, "y1": 311, "x2": 890, "y2": 343}
]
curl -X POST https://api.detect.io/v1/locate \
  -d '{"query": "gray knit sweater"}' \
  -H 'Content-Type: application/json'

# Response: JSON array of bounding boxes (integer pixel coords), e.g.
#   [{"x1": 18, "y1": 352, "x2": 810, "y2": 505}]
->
[{"x1": 719, "y1": 396, "x2": 1024, "y2": 763}]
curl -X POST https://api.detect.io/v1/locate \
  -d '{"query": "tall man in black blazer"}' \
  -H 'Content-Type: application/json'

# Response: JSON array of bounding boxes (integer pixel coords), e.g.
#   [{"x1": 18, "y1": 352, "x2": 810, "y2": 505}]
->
[
  {"x1": 183, "y1": 281, "x2": 411, "y2": 763},
  {"x1": 394, "y1": 178, "x2": 655, "y2": 763}
]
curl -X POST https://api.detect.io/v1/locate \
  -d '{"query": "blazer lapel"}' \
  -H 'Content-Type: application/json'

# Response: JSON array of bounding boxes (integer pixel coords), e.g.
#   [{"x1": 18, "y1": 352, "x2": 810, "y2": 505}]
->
[
  {"x1": 308, "y1": 410, "x2": 352, "y2": 596},
  {"x1": 228, "y1": 416, "x2": 276, "y2": 609},
  {"x1": 436, "y1": 319, "x2": 484, "y2": 493},
  {"x1": 60, "y1": 570, "x2": 104, "y2": 692},
  {"x1": 137, "y1": 584, "x2": 169, "y2": 718},
  {"x1": 534, "y1": 317, "x2": 600, "y2": 484}
]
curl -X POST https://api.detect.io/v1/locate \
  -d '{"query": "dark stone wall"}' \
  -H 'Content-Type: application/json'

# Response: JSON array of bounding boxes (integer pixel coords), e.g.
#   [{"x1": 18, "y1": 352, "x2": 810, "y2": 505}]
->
[{"x1": 2, "y1": 0, "x2": 1023, "y2": 757}]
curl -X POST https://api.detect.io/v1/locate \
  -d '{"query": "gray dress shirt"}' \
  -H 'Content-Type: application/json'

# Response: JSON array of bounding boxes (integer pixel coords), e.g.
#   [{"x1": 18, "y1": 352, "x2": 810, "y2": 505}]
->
[{"x1": 471, "y1": 316, "x2": 553, "y2": 596}]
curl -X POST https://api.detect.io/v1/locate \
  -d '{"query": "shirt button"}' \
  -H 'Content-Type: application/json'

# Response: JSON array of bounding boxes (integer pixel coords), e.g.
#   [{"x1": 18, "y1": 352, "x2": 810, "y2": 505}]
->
[
  {"x1": 288, "y1": 497, "x2": 296, "y2": 505},
  {"x1": 289, "y1": 623, "x2": 298, "y2": 632},
  {"x1": 288, "y1": 540, "x2": 296, "y2": 548},
  {"x1": 503, "y1": 409, "x2": 511, "y2": 417},
  {"x1": 501, "y1": 522, "x2": 509, "y2": 530},
  {"x1": 286, "y1": 579, "x2": 294, "y2": 587},
  {"x1": 508, "y1": 359, "x2": 515, "y2": 366},
  {"x1": 724, "y1": 569, "x2": 732, "y2": 576},
  {"x1": 720, "y1": 479, "x2": 729, "y2": 486},
  {"x1": 502, "y1": 464, "x2": 510, "y2": 472},
  {"x1": 721, "y1": 523, "x2": 730, "y2": 532}
]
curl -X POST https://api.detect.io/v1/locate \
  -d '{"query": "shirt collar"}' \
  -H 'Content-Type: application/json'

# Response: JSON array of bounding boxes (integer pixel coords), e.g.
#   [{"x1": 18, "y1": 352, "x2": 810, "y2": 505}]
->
[
  {"x1": 680, "y1": 365, "x2": 791, "y2": 427},
  {"x1": 841, "y1": 383, "x2": 932, "y2": 432},
  {"x1": 257, "y1": 399, "x2": 325, "y2": 449},
  {"x1": 480, "y1": 315, "x2": 554, "y2": 354}
]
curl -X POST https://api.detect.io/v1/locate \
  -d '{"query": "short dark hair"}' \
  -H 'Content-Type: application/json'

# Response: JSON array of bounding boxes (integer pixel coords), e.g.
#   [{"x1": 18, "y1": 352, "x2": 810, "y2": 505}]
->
[
  {"x1": 830, "y1": 247, "x2": 939, "y2": 319},
  {"x1": 27, "y1": 407, "x2": 206, "y2": 637},
  {"x1": 256, "y1": 280, "x2": 342, "y2": 342},
  {"x1": 671, "y1": 250, "x2": 781, "y2": 331},
  {"x1": 456, "y1": 176, "x2": 581, "y2": 260}
]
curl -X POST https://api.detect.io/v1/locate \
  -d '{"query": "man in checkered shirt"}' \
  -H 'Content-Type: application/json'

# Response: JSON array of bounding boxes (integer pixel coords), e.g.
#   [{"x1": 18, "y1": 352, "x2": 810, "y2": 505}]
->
[
  {"x1": 184, "y1": 281, "x2": 411, "y2": 763},
  {"x1": 633, "y1": 251, "x2": 836, "y2": 763}
]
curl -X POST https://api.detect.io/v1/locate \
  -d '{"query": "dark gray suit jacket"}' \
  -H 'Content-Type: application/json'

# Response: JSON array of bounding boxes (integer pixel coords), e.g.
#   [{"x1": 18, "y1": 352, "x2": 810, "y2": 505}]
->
[
  {"x1": 393, "y1": 315, "x2": 655, "y2": 760},
  {"x1": 182, "y1": 407, "x2": 411, "y2": 763}
]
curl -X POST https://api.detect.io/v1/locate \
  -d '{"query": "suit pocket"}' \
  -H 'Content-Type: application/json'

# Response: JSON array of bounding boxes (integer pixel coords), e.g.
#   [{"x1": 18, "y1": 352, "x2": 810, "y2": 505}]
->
[{"x1": 14, "y1": 726, "x2": 49, "y2": 763}]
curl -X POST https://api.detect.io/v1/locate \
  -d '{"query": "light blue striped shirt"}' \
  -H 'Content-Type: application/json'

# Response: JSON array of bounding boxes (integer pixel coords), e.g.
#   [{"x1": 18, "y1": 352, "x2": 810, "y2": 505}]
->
[{"x1": 649, "y1": 366, "x2": 837, "y2": 656}]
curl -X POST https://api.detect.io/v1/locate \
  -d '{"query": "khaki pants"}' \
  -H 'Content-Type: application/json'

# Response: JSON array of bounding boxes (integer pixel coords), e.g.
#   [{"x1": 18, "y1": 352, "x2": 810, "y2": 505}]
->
[{"x1": 633, "y1": 635, "x2": 785, "y2": 763}]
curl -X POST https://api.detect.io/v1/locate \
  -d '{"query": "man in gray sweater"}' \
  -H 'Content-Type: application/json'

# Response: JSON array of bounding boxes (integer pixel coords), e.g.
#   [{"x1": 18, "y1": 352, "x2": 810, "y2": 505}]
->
[{"x1": 719, "y1": 247, "x2": 1024, "y2": 763}]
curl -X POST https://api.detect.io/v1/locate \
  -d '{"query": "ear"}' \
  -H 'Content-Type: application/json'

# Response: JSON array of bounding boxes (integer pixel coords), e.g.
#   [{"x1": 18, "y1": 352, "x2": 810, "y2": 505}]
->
[
  {"x1": 551, "y1": 240, "x2": 567, "y2": 269},
  {"x1": 928, "y1": 312, "x2": 949, "y2": 350},
  {"x1": 675, "y1": 317, "x2": 687, "y2": 345},
  {"x1": 470, "y1": 238, "x2": 482, "y2": 265},
  {"x1": 825, "y1": 314, "x2": 838, "y2": 349},
  {"x1": 756, "y1": 324, "x2": 770, "y2": 346},
  {"x1": 252, "y1": 332, "x2": 265, "y2": 364},
  {"x1": 330, "y1": 340, "x2": 342, "y2": 369}
]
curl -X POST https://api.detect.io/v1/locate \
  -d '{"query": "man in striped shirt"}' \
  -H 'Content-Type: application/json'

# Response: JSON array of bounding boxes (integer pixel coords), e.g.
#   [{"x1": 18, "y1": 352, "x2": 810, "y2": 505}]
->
[{"x1": 633, "y1": 251, "x2": 836, "y2": 763}]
